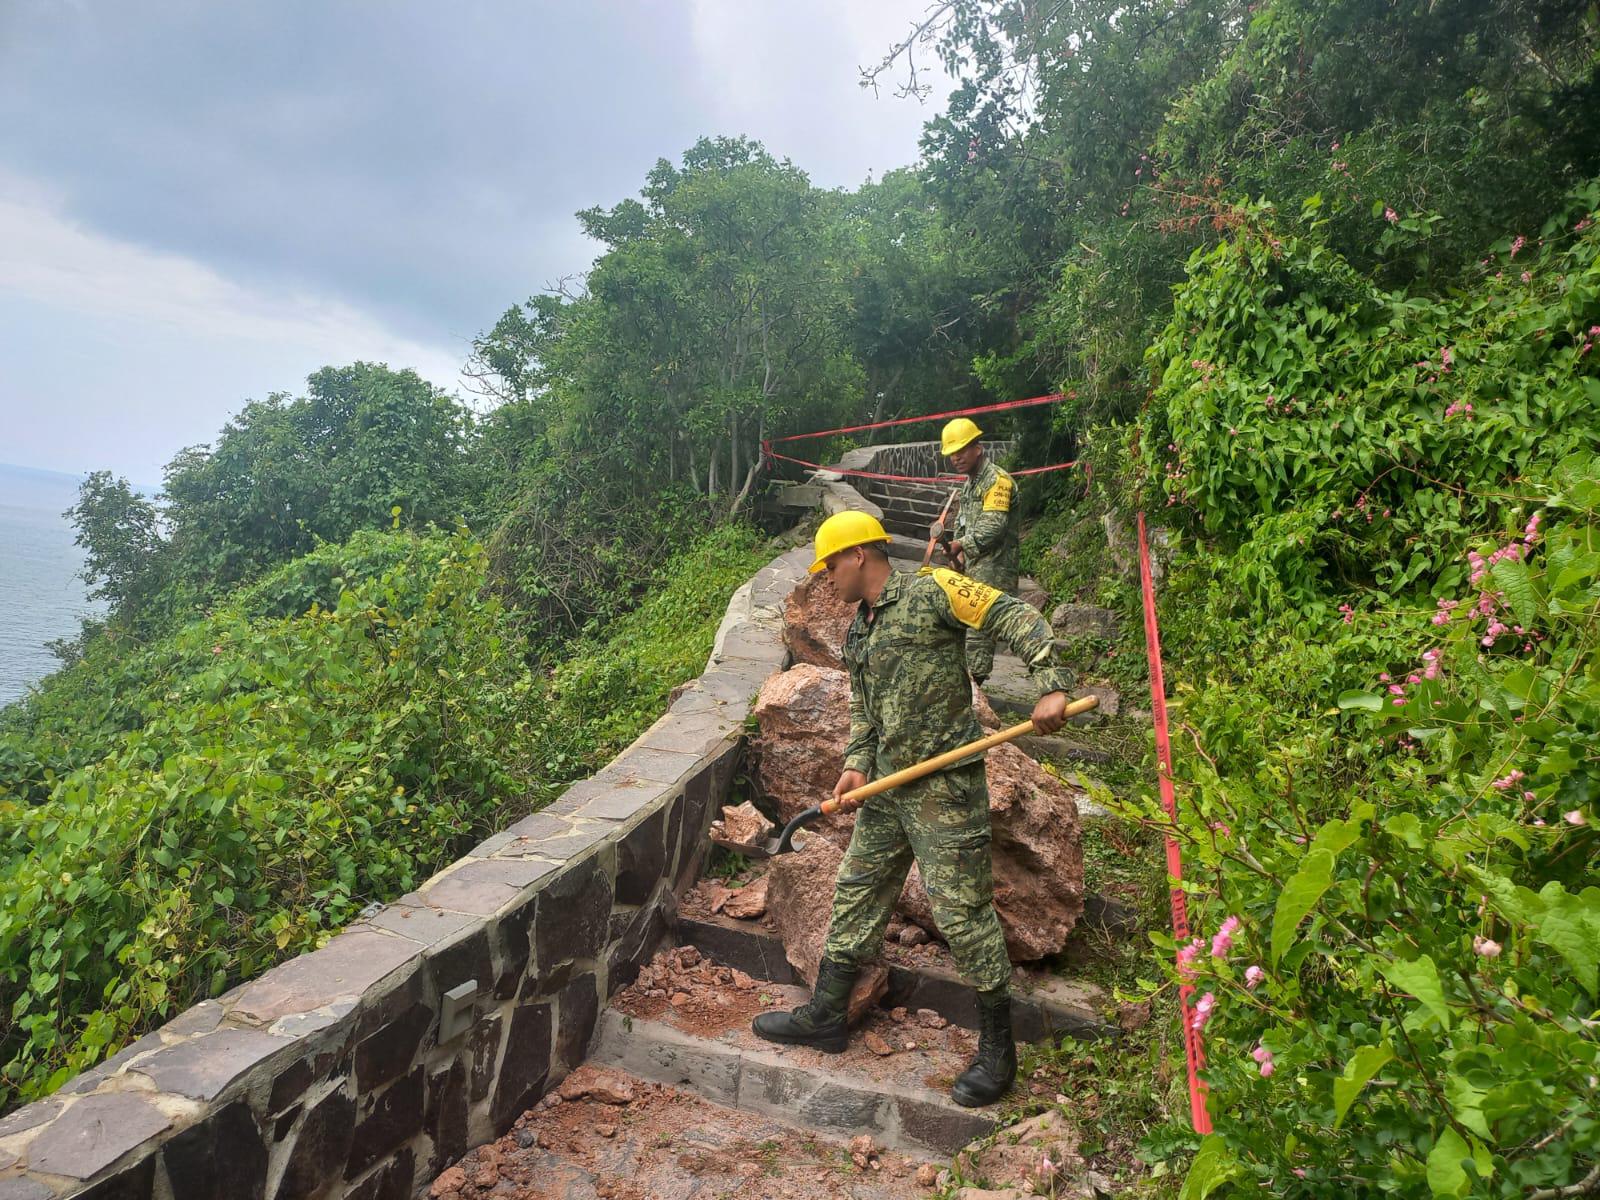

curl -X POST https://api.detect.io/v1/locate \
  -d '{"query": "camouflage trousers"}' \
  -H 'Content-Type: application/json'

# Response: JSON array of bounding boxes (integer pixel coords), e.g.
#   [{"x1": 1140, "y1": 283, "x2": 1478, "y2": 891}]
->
[
  {"x1": 821, "y1": 760, "x2": 1011, "y2": 993},
  {"x1": 962, "y1": 558, "x2": 1018, "y2": 682}
]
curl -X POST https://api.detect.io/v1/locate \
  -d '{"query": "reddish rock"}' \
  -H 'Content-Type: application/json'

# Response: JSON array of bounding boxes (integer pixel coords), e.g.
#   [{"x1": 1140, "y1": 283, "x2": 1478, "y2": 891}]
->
[
  {"x1": 783, "y1": 573, "x2": 857, "y2": 671},
  {"x1": 710, "y1": 801, "x2": 773, "y2": 850},
  {"x1": 722, "y1": 877, "x2": 769, "y2": 920},
  {"x1": 430, "y1": 1167, "x2": 467, "y2": 1196},
  {"x1": 752, "y1": 665, "x2": 855, "y2": 844},
  {"x1": 765, "y1": 836, "x2": 886, "y2": 1023},
  {"x1": 863, "y1": 1030, "x2": 895, "y2": 1056},
  {"x1": 897, "y1": 739, "x2": 1085, "y2": 959},
  {"x1": 557, "y1": 1065, "x2": 636, "y2": 1105}
]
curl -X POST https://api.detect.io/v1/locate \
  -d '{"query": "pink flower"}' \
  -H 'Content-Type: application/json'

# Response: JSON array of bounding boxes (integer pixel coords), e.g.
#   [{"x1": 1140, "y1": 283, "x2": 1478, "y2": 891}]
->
[
  {"x1": 1473, "y1": 936, "x2": 1502, "y2": 958},
  {"x1": 1191, "y1": 992, "x2": 1216, "y2": 1032},
  {"x1": 1252, "y1": 1043, "x2": 1275, "y2": 1075},
  {"x1": 1245, "y1": 965, "x2": 1266, "y2": 989},
  {"x1": 1294, "y1": 1168, "x2": 1307, "y2": 1178},
  {"x1": 1564, "y1": 810, "x2": 1587, "y2": 826},
  {"x1": 1211, "y1": 916, "x2": 1242, "y2": 958},
  {"x1": 1384, "y1": 207, "x2": 1399, "y2": 223},
  {"x1": 1492, "y1": 769, "x2": 1524, "y2": 791},
  {"x1": 1521, "y1": 271, "x2": 1532, "y2": 283},
  {"x1": 1510, "y1": 235, "x2": 1526, "y2": 257},
  {"x1": 1176, "y1": 938, "x2": 1204, "y2": 978},
  {"x1": 1259, "y1": 1057, "x2": 1276, "y2": 1078}
]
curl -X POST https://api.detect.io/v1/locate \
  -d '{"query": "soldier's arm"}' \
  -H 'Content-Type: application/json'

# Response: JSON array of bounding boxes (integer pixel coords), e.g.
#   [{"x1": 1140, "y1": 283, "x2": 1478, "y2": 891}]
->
[
  {"x1": 961, "y1": 472, "x2": 1014, "y2": 558},
  {"x1": 982, "y1": 591, "x2": 1076, "y2": 696},
  {"x1": 842, "y1": 673, "x2": 878, "y2": 776},
  {"x1": 927, "y1": 570, "x2": 1075, "y2": 696}
]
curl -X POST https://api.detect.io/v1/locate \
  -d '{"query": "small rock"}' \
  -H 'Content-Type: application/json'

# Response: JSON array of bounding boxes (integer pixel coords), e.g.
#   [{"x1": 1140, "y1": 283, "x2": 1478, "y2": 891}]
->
[
  {"x1": 711, "y1": 801, "x2": 774, "y2": 849},
  {"x1": 915, "y1": 1009, "x2": 949, "y2": 1029},
  {"x1": 890, "y1": 1006, "x2": 908, "y2": 1023},
  {"x1": 516, "y1": 1128, "x2": 535, "y2": 1148},
  {"x1": 430, "y1": 1167, "x2": 467, "y2": 1196},
  {"x1": 670, "y1": 991, "x2": 691, "y2": 1007},
  {"x1": 598, "y1": 1124, "x2": 618, "y2": 1138},
  {"x1": 558, "y1": 1065, "x2": 637, "y2": 1105},
  {"x1": 850, "y1": 1135, "x2": 876, "y2": 1157},
  {"x1": 730, "y1": 969, "x2": 756, "y2": 989},
  {"x1": 916, "y1": 1163, "x2": 941, "y2": 1188},
  {"x1": 723, "y1": 877, "x2": 770, "y2": 919},
  {"x1": 470, "y1": 1166, "x2": 500, "y2": 1190},
  {"x1": 904, "y1": 1040, "x2": 918, "y2": 1052},
  {"x1": 1117, "y1": 1001, "x2": 1152, "y2": 1032},
  {"x1": 897, "y1": 924, "x2": 932, "y2": 946},
  {"x1": 863, "y1": 1030, "x2": 895, "y2": 1056}
]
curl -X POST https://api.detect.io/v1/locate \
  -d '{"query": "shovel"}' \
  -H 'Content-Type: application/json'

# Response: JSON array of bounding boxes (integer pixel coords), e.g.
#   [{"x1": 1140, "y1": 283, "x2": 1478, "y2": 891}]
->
[{"x1": 747, "y1": 694, "x2": 1100, "y2": 858}]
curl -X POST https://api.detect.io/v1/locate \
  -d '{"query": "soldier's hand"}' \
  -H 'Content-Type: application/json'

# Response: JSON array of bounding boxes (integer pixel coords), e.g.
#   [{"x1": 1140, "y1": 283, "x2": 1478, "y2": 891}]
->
[
  {"x1": 1032, "y1": 691, "x2": 1070, "y2": 735},
  {"x1": 832, "y1": 769, "x2": 870, "y2": 811}
]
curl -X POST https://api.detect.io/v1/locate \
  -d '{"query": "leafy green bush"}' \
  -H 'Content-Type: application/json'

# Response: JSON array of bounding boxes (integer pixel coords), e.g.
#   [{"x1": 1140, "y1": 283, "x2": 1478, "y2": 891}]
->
[
  {"x1": 0, "y1": 521, "x2": 769, "y2": 1110},
  {"x1": 1118, "y1": 187, "x2": 1600, "y2": 1196}
]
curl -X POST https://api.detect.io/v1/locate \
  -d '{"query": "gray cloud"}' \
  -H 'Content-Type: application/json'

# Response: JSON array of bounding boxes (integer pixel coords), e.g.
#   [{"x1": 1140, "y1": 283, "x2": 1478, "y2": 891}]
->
[{"x1": 0, "y1": 1, "x2": 940, "y2": 340}]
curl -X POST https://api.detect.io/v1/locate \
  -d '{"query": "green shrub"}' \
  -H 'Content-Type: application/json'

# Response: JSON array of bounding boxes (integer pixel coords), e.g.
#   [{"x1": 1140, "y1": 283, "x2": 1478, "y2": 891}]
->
[{"x1": 1119, "y1": 184, "x2": 1600, "y2": 1196}]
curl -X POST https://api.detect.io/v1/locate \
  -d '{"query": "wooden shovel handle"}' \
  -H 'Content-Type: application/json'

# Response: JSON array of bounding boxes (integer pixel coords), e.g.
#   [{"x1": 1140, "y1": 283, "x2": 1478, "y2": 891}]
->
[{"x1": 818, "y1": 694, "x2": 1099, "y2": 815}]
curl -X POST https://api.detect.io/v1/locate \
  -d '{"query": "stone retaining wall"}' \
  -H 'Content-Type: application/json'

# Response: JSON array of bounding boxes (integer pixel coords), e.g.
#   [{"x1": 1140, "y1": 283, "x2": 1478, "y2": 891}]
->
[{"x1": 0, "y1": 547, "x2": 816, "y2": 1200}]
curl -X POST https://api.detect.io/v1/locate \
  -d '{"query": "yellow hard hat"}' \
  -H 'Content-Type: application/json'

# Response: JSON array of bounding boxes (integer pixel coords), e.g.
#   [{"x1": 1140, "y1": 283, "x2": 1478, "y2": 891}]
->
[
  {"x1": 809, "y1": 510, "x2": 892, "y2": 574},
  {"x1": 941, "y1": 417, "x2": 983, "y2": 456}
]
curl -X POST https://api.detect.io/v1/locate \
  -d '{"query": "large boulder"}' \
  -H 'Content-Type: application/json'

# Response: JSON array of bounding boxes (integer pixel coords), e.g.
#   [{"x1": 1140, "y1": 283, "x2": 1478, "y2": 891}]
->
[
  {"x1": 782, "y1": 572, "x2": 856, "y2": 671},
  {"x1": 765, "y1": 835, "x2": 888, "y2": 1023},
  {"x1": 751, "y1": 663, "x2": 856, "y2": 846},
  {"x1": 753, "y1": 662, "x2": 1086, "y2": 961},
  {"x1": 897, "y1": 737, "x2": 1086, "y2": 960}
]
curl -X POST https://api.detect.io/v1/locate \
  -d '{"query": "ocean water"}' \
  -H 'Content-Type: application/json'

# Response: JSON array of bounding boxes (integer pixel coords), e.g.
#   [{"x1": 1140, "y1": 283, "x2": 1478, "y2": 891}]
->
[{"x1": 0, "y1": 462, "x2": 104, "y2": 706}]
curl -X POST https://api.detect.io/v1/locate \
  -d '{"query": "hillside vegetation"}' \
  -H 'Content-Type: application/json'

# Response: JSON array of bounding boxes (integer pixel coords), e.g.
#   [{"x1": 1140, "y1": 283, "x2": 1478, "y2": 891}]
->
[{"x1": 2, "y1": 0, "x2": 1597, "y2": 1192}]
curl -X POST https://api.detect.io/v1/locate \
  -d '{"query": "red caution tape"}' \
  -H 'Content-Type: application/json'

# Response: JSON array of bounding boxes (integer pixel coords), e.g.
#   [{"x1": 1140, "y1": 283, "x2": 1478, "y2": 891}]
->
[
  {"x1": 768, "y1": 390, "x2": 1075, "y2": 444},
  {"x1": 1137, "y1": 511, "x2": 1213, "y2": 1135},
  {"x1": 762, "y1": 446, "x2": 1087, "y2": 485}
]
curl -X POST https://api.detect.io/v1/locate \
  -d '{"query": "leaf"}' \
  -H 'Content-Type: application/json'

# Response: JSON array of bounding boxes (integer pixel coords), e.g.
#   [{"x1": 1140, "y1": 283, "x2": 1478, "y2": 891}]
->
[
  {"x1": 1338, "y1": 690, "x2": 1383, "y2": 711},
  {"x1": 1333, "y1": 1043, "x2": 1394, "y2": 1129},
  {"x1": 1384, "y1": 813, "x2": 1425, "y2": 849},
  {"x1": 1489, "y1": 558, "x2": 1539, "y2": 627},
  {"x1": 1380, "y1": 955, "x2": 1452, "y2": 1030},
  {"x1": 1180, "y1": 1135, "x2": 1239, "y2": 1200},
  {"x1": 1531, "y1": 882, "x2": 1600, "y2": 997},
  {"x1": 1426, "y1": 1127, "x2": 1470, "y2": 1198},
  {"x1": 1271, "y1": 849, "x2": 1336, "y2": 967},
  {"x1": 1311, "y1": 818, "x2": 1363, "y2": 857}
]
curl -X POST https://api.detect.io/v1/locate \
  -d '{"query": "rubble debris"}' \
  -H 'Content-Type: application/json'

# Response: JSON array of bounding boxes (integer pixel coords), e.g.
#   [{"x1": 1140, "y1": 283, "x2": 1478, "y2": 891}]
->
[
  {"x1": 863, "y1": 1030, "x2": 895, "y2": 1056},
  {"x1": 954, "y1": 1108, "x2": 1092, "y2": 1199},
  {"x1": 721, "y1": 876, "x2": 769, "y2": 919},
  {"x1": 710, "y1": 801, "x2": 774, "y2": 850}
]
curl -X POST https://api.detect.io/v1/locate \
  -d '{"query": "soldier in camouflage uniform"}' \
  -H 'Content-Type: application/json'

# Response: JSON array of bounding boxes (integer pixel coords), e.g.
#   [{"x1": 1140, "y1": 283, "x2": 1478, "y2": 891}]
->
[
  {"x1": 942, "y1": 418, "x2": 1021, "y2": 685},
  {"x1": 753, "y1": 510, "x2": 1075, "y2": 1108}
]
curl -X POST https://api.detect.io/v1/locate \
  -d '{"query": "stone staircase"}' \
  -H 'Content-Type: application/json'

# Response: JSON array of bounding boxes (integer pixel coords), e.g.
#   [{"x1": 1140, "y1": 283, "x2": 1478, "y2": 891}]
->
[{"x1": 424, "y1": 882, "x2": 1131, "y2": 1199}]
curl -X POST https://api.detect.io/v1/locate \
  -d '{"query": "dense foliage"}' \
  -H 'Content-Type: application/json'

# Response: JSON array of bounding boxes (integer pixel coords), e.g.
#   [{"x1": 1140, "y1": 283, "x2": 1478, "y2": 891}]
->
[{"x1": 0, "y1": 523, "x2": 766, "y2": 1107}]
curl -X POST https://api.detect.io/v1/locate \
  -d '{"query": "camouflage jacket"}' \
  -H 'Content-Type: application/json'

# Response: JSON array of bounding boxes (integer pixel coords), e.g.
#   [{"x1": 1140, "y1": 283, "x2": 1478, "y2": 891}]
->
[
  {"x1": 842, "y1": 567, "x2": 1074, "y2": 777},
  {"x1": 954, "y1": 457, "x2": 1019, "y2": 577}
]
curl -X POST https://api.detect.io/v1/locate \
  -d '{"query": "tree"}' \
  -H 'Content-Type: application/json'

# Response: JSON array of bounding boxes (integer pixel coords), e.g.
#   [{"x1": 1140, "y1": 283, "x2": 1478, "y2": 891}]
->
[{"x1": 65, "y1": 472, "x2": 166, "y2": 623}]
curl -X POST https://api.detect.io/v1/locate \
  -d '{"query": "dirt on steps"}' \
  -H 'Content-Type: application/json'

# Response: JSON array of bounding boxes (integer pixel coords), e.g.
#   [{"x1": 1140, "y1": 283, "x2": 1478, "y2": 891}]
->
[{"x1": 427, "y1": 1064, "x2": 937, "y2": 1200}]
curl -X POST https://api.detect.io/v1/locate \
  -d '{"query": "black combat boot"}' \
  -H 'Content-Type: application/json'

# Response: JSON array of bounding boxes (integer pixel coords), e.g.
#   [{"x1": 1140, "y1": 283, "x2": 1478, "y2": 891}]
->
[
  {"x1": 751, "y1": 956, "x2": 856, "y2": 1053},
  {"x1": 951, "y1": 988, "x2": 1017, "y2": 1107}
]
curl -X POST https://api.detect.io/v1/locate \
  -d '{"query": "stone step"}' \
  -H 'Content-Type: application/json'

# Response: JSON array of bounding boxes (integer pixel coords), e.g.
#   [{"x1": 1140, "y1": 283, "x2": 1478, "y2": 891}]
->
[
  {"x1": 676, "y1": 913, "x2": 1121, "y2": 1043},
  {"x1": 590, "y1": 999, "x2": 997, "y2": 1158},
  {"x1": 431, "y1": 1064, "x2": 933, "y2": 1198}
]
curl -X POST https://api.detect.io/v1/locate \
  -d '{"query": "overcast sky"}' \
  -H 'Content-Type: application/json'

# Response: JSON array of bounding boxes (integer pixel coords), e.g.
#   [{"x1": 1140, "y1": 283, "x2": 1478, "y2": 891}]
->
[{"x1": 0, "y1": 1, "x2": 948, "y2": 483}]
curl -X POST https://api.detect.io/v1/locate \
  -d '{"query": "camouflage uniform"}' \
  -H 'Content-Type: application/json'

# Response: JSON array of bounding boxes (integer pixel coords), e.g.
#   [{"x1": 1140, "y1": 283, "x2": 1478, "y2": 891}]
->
[
  {"x1": 822, "y1": 568, "x2": 1074, "y2": 992},
  {"x1": 954, "y1": 457, "x2": 1021, "y2": 681}
]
